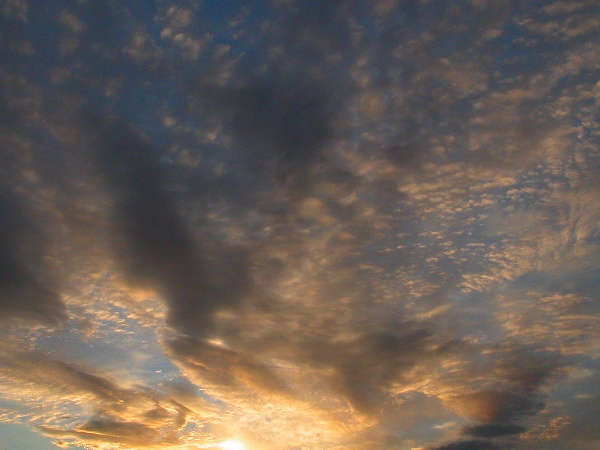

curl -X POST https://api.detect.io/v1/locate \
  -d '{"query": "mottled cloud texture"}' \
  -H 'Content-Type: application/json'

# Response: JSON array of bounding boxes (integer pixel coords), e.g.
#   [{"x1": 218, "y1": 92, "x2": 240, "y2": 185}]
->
[{"x1": 0, "y1": 1, "x2": 599, "y2": 449}]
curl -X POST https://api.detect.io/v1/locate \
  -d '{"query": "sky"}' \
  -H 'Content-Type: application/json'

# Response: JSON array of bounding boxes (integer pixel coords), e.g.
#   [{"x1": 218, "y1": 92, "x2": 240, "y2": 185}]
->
[{"x1": 0, "y1": 1, "x2": 598, "y2": 449}]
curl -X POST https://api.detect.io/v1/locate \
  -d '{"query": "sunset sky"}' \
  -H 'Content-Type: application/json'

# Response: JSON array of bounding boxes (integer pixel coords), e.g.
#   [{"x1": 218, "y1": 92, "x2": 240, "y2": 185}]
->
[{"x1": 0, "y1": 1, "x2": 599, "y2": 449}]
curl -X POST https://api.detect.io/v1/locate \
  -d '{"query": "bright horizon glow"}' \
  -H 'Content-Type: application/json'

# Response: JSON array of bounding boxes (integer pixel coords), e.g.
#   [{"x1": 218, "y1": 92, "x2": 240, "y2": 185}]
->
[{"x1": 218, "y1": 439, "x2": 246, "y2": 450}]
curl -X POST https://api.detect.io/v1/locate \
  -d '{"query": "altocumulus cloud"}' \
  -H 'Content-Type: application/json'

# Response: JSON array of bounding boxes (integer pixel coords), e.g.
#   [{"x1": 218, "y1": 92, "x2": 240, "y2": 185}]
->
[{"x1": 0, "y1": 1, "x2": 599, "y2": 449}]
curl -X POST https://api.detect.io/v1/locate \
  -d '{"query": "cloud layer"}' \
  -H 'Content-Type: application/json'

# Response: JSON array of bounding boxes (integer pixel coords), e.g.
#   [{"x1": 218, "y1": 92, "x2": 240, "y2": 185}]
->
[{"x1": 0, "y1": 1, "x2": 598, "y2": 449}]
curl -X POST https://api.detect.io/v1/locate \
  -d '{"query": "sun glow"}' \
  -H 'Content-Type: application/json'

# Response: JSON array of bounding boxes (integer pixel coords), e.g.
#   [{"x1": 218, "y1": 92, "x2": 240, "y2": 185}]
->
[{"x1": 218, "y1": 440, "x2": 246, "y2": 450}]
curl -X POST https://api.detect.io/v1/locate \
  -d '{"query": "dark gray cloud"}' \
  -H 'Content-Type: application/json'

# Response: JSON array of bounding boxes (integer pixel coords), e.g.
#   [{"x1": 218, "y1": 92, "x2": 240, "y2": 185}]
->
[
  {"x1": 462, "y1": 423, "x2": 526, "y2": 438},
  {"x1": 448, "y1": 389, "x2": 542, "y2": 424},
  {"x1": 0, "y1": 183, "x2": 66, "y2": 326},
  {"x1": 270, "y1": 0, "x2": 355, "y2": 63},
  {"x1": 0, "y1": 52, "x2": 68, "y2": 327},
  {"x1": 80, "y1": 114, "x2": 253, "y2": 338},
  {"x1": 302, "y1": 325, "x2": 436, "y2": 414},
  {"x1": 184, "y1": 1, "x2": 360, "y2": 199},
  {"x1": 497, "y1": 347, "x2": 563, "y2": 392},
  {"x1": 433, "y1": 439, "x2": 501, "y2": 450},
  {"x1": 192, "y1": 70, "x2": 344, "y2": 186},
  {"x1": 448, "y1": 347, "x2": 563, "y2": 425}
]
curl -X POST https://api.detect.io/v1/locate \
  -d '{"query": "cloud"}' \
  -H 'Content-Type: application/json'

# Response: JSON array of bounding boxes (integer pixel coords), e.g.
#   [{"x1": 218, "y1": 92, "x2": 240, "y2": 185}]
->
[
  {"x1": 441, "y1": 345, "x2": 563, "y2": 427},
  {"x1": 192, "y1": 70, "x2": 344, "y2": 185},
  {"x1": 76, "y1": 114, "x2": 253, "y2": 338},
  {"x1": 461, "y1": 423, "x2": 526, "y2": 438},
  {"x1": 433, "y1": 439, "x2": 501, "y2": 450},
  {"x1": 166, "y1": 336, "x2": 293, "y2": 398},
  {"x1": 166, "y1": 305, "x2": 461, "y2": 423},
  {"x1": 444, "y1": 389, "x2": 543, "y2": 423},
  {"x1": 300, "y1": 325, "x2": 437, "y2": 415},
  {"x1": 0, "y1": 0, "x2": 27, "y2": 22},
  {"x1": 41, "y1": 417, "x2": 177, "y2": 448},
  {"x1": 0, "y1": 1, "x2": 598, "y2": 449},
  {"x1": 0, "y1": 62, "x2": 74, "y2": 330},
  {"x1": 0, "y1": 344, "x2": 213, "y2": 449},
  {"x1": 0, "y1": 186, "x2": 66, "y2": 325}
]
